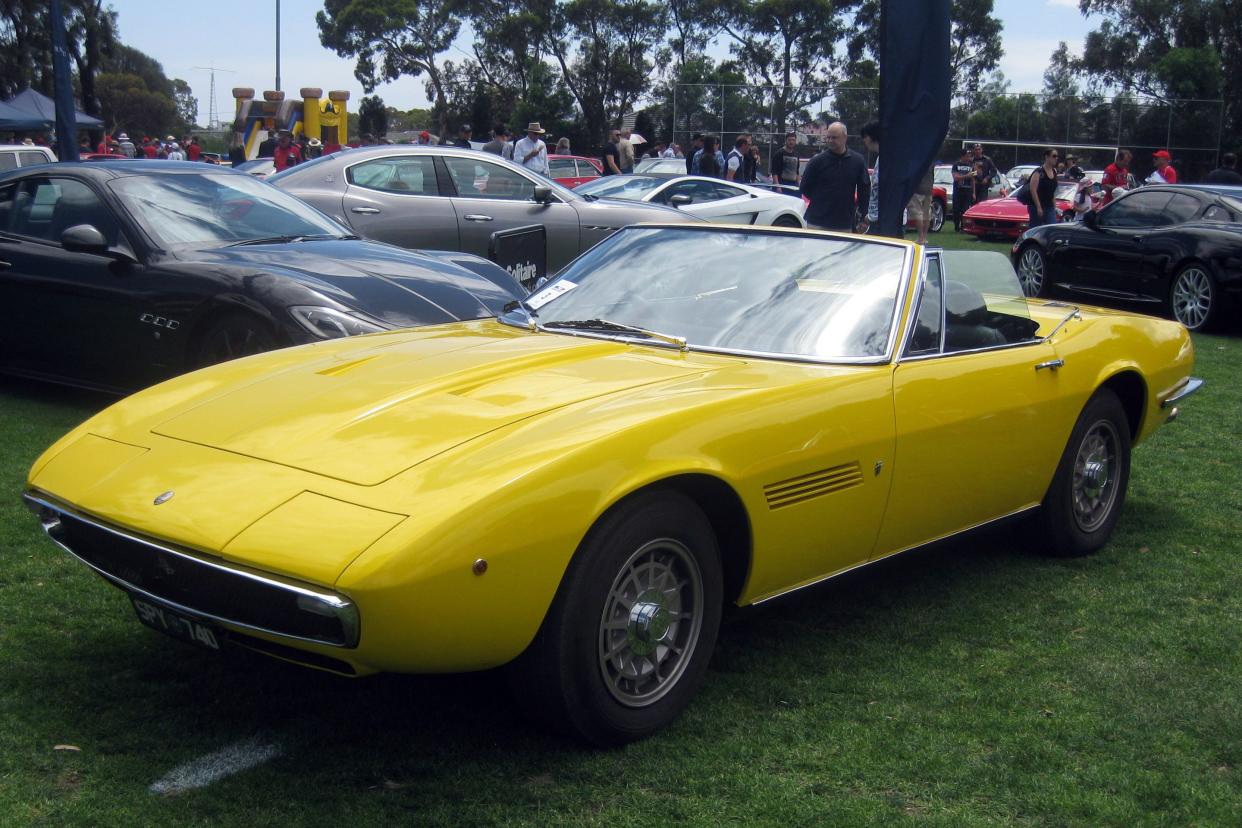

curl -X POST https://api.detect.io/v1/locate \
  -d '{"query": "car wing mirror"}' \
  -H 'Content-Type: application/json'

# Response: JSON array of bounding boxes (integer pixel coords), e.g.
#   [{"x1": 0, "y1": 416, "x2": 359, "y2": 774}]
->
[
  {"x1": 670, "y1": 194, "x2": 692, "y2": 207},
  {"x1": 61, "y1": 224, "x2": 109, "y2": 254},
  {"x1": 532, "y1": 185, "x2": 553, "y2": 204},
  {"x1": 1083, "y1": 210, "x2": 1099, "y2": 229}
]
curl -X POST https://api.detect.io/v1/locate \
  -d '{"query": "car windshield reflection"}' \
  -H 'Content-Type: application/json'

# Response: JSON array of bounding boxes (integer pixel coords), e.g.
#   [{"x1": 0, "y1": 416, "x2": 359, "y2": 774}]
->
[
  {"x1": 507, "y1": 226, "x2": 909, "y2": 362},
  {"x1": 110, "y1": 172, "x2": 347, "y2": 248}
]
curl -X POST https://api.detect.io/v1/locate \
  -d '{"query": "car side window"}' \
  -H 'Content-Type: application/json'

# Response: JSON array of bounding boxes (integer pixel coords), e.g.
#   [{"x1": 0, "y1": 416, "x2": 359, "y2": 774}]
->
[
  {"x1": 712, "y1": 183, "x2": 747, "y2": 200},
  {"x1": 655, "y1": 180, "x2": 719, "y2": 205},
  {"x1": 575, "y1": 160, "x2": 598, "y2": 179},
  {"x1": 1099, "y1": 192, "x2": 1172, "y2": 228},
  {"x1": 19, "y1": 151, "x2": 50, "y2": 167},
  {"x1": 443, "y1": 157, "x2": 535, "y2": 201},
  {"x1": 347, "y1": 157, "x2": 438, "y2": 196},
  {"x1": 548, "y1": 158, "x2": 577, "y2": 178},
  {"x1": 13, "y1": 178, "x2": 119, "y2": 245},
  {"x1": 0, "y1": 153, "x2": 18, "y2": 171},
  {"x1": 905, "y1": 255, "x2": 943, "y2": 356},
  {"x1": 1164, "y1": 194, "x2": 1201, "y2": 223},
  {"x1": 1203, "y1": 204, "x2": 1234, "y2": 222}
]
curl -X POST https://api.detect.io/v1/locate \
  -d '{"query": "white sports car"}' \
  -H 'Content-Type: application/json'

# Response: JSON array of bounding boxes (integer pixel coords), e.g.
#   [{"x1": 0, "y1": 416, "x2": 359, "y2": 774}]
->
[{"x1": 575, "y1": 174, "x2": 807, "y2": 228}]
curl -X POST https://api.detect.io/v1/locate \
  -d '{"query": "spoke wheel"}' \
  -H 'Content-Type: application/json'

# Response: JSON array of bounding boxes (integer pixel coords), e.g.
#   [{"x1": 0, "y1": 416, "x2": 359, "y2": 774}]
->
[
  {"x1": 598, "y1": 538, "x2": 704, "y2": 708},
  {"x1": 508, "y1": 491, "x2": 722, "y2": 746},
  {"x1": 197, "y1": 314, "x2": 276, "y2": 368},
  {"x1": 1017, "y1": 245, "x2": 1047, "y2": 298},
  {"x1": 1169, "y1": 265, "x2": 1216, "y2": 331},
  {"x1": 1034, "y1": 389, "x2": 1131, "y2": 557},
  {"x1": 930, "y1": 199, "x2": 945, "y2": 233}
]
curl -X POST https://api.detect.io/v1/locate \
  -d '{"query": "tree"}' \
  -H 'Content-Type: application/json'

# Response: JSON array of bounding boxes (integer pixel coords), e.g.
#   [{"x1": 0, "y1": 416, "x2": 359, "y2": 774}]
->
[
  {"x1": 849, "y1": 0, "x2": 1002, "y2": 100},
  {"x1": 96, "y1": 72, "x2": 177, "y2": 136},
  {"x1": 317, "y1": 0, "x2": 466, "y2": 138},
  {"x1": 171, "y1": 78, "x2": 197, "y2": 129},
  {"x1": 720, "y1": 0, "x2": 862, "y2": 135},
  {"x1": 358, "y1": 95, "x2": 388, "y2": 136}
]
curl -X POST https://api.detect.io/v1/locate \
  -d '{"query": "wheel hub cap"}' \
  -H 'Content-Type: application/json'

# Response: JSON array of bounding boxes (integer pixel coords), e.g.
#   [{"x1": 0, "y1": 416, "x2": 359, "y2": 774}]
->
[
  {"x1": 628, "y1": 591, "x2": 671, "y2": 656},
  {"x1": 1071, "y1": 421, "x2": 1120, "y2": 533},
  {"x1": 1082, "y1": 457, "x2": 1109, "y2": 499}
]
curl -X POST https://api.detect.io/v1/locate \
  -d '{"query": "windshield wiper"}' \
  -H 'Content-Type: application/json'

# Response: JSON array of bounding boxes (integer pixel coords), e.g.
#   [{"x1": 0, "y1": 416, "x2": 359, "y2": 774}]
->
[
  {"x1": 227, "y1": 234, "x2": 342, "y2": 247},
  {"x1": 543, "y1": 318, "x2": 687, "y2": 350},
  {"x1": 502, "y1": 299, "x2": 539, "y2": 331}
]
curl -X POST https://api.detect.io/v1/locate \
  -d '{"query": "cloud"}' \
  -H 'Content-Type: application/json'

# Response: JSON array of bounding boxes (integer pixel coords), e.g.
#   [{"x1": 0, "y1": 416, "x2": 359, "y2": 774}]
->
[{"x1": 1046, "y1": 0, "x2": 1079, "y2": 7}]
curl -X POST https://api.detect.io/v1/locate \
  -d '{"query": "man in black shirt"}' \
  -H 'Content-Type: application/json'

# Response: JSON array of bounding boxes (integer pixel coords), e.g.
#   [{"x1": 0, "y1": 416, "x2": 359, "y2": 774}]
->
[
  {"x1": 799, "y1": 121, "x2": 869, "y2": 232},
  {"x1": 452, "y1": 124, "x2": 473, "y2": 149},
  {"x1": 1205, "y1": 152, "x2": 1242, "y2": 184},
  {"x1": 771, "y1": 131, "x2": 801, "y2": 186},
  {"x1": 686, "y1": 134, "x2": 704, "y2": 175},
  {"x1": 602, "y1": 128, "x2": 622, "y2": 175},
  {"x1": 972, "y1": 143, "x2": 998, "y2": 200},
  {"x1": 951, "y1": 147, "x2": 976, "y2": 232}
]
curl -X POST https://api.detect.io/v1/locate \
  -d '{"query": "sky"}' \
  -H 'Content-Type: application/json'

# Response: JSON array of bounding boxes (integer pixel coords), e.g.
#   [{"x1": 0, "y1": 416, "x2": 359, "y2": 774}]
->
[{"x1": 110, "y1": 0, "x2": 1102, "y2": 122}]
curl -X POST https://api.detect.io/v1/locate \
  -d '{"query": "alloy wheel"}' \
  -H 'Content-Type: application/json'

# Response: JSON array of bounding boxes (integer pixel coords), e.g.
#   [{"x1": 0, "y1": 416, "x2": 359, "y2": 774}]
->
[
  {"x1": 1018, "y1": 247, "x2": 1045, "y2": 297},
  {"x1": 1171, "y1": 267, "x2": 1212, "y2": 330}
]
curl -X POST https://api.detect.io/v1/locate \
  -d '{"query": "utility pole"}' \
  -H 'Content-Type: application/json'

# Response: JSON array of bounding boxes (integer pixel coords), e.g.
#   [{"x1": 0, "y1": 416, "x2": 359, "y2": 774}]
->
[
  {"x1": 275, "y1": 0, "x2": 282, "y2": 91},
  {"x1": 193, "y1": 64, "x2": 236, "y2": 129}
]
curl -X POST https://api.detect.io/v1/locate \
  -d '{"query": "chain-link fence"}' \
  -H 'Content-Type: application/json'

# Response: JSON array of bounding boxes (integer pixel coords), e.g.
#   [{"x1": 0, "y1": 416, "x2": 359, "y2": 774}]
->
[{"x1": 673, "y1": 84, "x2": 1225, "y2": 183}]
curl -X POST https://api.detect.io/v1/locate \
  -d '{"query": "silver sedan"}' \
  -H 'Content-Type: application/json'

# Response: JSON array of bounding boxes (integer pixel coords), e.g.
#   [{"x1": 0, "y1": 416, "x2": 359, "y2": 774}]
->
[{"x1": 269, "y1": 146, "x2": 698, "y2": 273}]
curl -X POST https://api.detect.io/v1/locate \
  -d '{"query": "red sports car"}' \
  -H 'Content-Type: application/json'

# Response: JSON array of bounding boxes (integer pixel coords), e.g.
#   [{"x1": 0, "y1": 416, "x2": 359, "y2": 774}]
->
[
  {"x1": 547, "y1": 154, "x2": 603, "y2": 188},
  {"x1": 961, "y1": 181, "x2": 1083, "y2": 239}
]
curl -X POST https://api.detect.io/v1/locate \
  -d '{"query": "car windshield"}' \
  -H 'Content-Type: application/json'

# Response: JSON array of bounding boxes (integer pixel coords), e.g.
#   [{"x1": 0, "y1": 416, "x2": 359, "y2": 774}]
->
[
  {"x1": 934, "y1": 166, "x2": 953, "y2": 186},
  {"x1": 109, "y1": 172, "x2": 347, "y2": 247},
  {"x1": 574, "y1": 176, "x2": 665, "y2": 200},
  {"x1": 1055, "y1": 182, "x2": 1079, "y2": 201},
  {"x1": 635, "y1": 158, "x2": 684, "y2": 174},
  {"x1": 507, "y1": 226, "x2": 909, "y2": 362}
]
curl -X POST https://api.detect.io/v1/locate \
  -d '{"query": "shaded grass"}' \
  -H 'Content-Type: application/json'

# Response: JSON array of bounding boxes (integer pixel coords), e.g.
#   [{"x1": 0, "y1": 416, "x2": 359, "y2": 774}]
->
[{"x1": 1, "y1": 328, "x2": 1240, "y2": 827}]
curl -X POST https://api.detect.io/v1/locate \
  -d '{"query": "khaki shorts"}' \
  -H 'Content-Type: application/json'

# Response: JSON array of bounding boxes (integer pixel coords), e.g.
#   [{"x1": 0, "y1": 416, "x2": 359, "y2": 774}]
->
[{"x1": 906, "y1": 192, "x2": 931, "y2": 220}]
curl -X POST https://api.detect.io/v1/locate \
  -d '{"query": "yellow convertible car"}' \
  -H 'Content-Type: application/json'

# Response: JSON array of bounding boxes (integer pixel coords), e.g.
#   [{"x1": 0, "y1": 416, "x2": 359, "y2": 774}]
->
[{"x1": 24, "y1": 225, "x2": 1202, "y2": 745}]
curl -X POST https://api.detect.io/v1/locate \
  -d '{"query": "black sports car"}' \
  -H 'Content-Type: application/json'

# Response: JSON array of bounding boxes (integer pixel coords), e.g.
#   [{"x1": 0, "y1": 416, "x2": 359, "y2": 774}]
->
[
  {"x1": 0, "y1": 161, "x2": 524, "y2": 393},
  {"x1": 1011, "y1": 184, "x2": 1242, "y2": 331}
]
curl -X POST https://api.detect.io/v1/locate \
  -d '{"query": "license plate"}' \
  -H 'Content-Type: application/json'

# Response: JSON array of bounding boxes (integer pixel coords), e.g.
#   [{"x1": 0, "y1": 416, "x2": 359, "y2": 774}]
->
[{"x1": 131, "y1": 596, "x2": 221, "y2": 650}]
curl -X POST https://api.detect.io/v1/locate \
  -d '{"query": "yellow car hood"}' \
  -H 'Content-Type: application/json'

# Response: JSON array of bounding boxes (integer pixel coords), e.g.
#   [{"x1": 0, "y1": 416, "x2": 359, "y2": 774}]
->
[{"x1": 150, "y1": 324, "x2": 716, "y2": 486}]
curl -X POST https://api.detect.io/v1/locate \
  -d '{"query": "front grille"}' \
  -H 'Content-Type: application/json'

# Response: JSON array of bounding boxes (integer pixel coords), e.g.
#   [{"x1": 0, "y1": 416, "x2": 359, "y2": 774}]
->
[{"x1": 24, "y1": 493, "x2": 358, "y2": 647}]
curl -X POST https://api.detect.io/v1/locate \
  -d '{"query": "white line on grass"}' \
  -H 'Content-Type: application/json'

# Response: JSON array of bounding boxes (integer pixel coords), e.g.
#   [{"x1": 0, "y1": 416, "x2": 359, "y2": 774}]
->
[{"x1": 149, "y1": 736, "x2": 283, "y2": 795}]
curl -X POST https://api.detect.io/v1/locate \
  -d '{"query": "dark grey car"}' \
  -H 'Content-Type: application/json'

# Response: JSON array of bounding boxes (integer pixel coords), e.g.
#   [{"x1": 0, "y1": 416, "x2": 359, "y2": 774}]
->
[{"x1": 269, "y1": 146, "x2": 699, "y2": 273}]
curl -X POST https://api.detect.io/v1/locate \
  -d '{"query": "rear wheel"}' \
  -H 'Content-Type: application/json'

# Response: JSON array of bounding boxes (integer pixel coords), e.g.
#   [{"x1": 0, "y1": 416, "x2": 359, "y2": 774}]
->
[
  {"x1": 1168, "y1": 263, "x2": 1219, "y2": 332},
  {"x1": 929, "y1": 198, "x2": 945, "y2": 233},
  {"x1": 508, "y1": 491, "x2": 723, "y2": 746},
  {"x1": 1034, "y1": 389, "x2": 1131, "y2": 557},
  {"x1": 772, "y1": 214, "x2": 802, "y2": 228},
  {"x1": 1016, "y1": 244, "x2": 1049, "y2": 298},
  {"x1": 196, "y1": 313, "x2": 276, "y2": 368}
]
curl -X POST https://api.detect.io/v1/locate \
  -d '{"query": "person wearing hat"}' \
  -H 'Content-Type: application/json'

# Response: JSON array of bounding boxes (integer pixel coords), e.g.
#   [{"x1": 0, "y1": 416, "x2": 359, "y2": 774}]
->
[
  {"x1": 416, "y1": 130, "x2": 432, "y2": 146},
  {"x1": 1151, "y1": 149, "x2": 1177, "y2": 184},
  {"x1": 273, "y1": 129, "x2": 303, "y2": 171},
  {"x1": 513, "y1": 122, "x2": 549, "y2": 175},
  {"x1": 1067, "y1": 165, "x2": 1094, "y2": 222},
  {"x1": 452, "y1": 123, "x2": 473, "y2": 149},
  {"x1": 166, "y1": 142, "x2": 186, "y2": 161},
  {"x1": 117, "y1": 132, "x2": 136, "y2": 158},
  {"x1": 306, "y1": 137, "x2": 323, "y2": 159}
]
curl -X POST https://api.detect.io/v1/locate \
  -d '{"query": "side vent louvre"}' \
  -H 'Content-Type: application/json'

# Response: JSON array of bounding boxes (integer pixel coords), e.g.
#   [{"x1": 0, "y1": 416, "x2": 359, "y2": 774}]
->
[{"x1": 764, "y1": 462, "x2": 863, "y2": 510}]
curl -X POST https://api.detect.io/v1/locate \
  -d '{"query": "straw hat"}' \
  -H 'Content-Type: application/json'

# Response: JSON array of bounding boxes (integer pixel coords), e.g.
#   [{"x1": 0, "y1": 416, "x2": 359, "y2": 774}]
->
[{"x1": 525, "y1": 122, "x2": 546, "y2": 134}]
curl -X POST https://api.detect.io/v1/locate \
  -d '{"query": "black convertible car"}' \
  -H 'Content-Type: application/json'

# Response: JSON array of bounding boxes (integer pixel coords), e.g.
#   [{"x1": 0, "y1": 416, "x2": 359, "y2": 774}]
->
[
  {"x1": 1012, "y1": 184, "x2": 1242, "y2": 331},
  {"x1": 0, "y1": 161, "x2": 524, "y2": 393}
]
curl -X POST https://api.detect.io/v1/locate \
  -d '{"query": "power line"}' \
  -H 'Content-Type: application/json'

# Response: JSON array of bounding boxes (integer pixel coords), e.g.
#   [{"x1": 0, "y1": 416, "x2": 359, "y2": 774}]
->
[{"x1": 192, "y1": 64, "x2": 236, "y2": 129}]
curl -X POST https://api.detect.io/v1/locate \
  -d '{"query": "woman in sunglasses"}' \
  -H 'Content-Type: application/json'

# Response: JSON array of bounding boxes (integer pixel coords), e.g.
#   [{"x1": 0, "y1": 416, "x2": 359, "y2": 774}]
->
[{"x1": 1028, "y1": 148, "x2": 1060, "y2": 227}]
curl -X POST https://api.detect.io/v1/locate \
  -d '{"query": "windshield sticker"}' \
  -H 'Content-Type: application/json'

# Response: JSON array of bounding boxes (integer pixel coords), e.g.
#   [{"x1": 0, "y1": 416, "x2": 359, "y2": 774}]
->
[{"x1": 527, "y1": 280, "x2": 577, "y2": 310}]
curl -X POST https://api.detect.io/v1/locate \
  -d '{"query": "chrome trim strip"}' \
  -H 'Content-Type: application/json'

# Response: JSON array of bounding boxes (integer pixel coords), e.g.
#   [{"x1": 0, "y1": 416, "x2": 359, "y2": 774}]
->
[
  {"x1": 899, "y1": 338, "x2": 1043, "y2": 362},
  {"x1": 22, "y1": 492, "x2": 359, "y2": 648},
  {"x1": 751, "y1": 504, "x2": 1039, "y2": 606},
  {"x1": 1160, "y1": 377, "x2": 1204, "y2": 409},
  {"x1": 1040, "y1": 307, "x2": 1082, "y2": 343}
]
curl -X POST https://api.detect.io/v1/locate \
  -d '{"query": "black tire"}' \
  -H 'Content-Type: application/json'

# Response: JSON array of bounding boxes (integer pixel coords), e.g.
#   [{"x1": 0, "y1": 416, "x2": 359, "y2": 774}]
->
[
  {"x1": 929, "y1": 198, "x2": 945, "y2": 233},
  {"x1": 508, "y1": 490, "x2": 723, "y2": 746},
  {"x1": 195, "y1": 313, "x2": 276, "y2": 368},
  {"x1": 772, "y1": 214, "x2": 802, "y2": 228},
  {"x1": 1016, "y1": 243, "x2": 1049, "y2": 298},
  {"x1": 1167, "y1": 262, "x2": 1219, "y2": 332},
  {"x1": 1034, "y1": 389, "x2": 1131, "y2": 557}
]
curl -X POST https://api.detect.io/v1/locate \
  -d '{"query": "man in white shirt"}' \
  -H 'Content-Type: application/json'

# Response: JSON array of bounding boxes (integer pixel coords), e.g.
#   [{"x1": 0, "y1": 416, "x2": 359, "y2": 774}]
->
[{"x1": 513, "y1": 122, "x2": 549, "y2": 175}]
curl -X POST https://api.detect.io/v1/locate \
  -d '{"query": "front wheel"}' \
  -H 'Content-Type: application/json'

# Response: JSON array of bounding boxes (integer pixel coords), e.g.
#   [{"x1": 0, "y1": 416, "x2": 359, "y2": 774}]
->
[
  {"x1": 508, "y1": 491, "x2": 723, "y2": 746},
  {"x1": 1034, "y1": 389, "x2": 1131, "y2": 557},
  {"x1": 929, "y1": 198, "x2": 945, "y2": 233},
  {"x1": 1016, "y1": 244, "x2": 1049, "y2": 298},
  {"x1": 195, "y1": 313, "x2": 276, "y2": 368},
  {"x1": 1168, "y1": 263, "x2": 1219, "y2": 332}
]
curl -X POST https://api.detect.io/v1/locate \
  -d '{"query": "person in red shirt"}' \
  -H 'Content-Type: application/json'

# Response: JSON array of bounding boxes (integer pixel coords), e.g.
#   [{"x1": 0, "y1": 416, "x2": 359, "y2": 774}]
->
[
  {"x1": 185, "y1": 136, "x2": 202, "y2": 162},
  {"x1": 1152, "y1": 149, "x2": 1177, "y2": 184},
  {"x1": 272, "y1": 130, "x2": 303, "y2": 172},
  {"x1": 96, "y1": 135, "x2": 110, "y2": 154},
  {"x1": 1101, "y1": 149, "x2": 1131, "y2": 205},
  {"x1": 141, "y1": 138, "x2": 159, "y2": 159}
]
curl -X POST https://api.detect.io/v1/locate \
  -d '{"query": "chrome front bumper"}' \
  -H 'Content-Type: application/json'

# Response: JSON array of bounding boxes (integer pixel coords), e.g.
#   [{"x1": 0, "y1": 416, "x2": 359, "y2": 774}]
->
[
  {"x1": 1159, "y1": 376, "x2": 1205, "y2": 423},
  {"x1": 23, "y1": 491, "x2": 359, "y2": 648}
]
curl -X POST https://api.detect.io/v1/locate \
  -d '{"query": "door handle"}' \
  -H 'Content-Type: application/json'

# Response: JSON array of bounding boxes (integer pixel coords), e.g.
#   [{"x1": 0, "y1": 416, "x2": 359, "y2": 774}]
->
[
  {"x1": 0, "y1": 260, "x2": 10, "y2": 269},
  {"x1": 463, "y1": 214, "x2": 494, "y2": 222},
  {"x1": 350, "y1": 206, "x2": 381, "y2": 214},
  {"x1": 1034, "y1": 359, "x2": 1064, "y2": 371}
]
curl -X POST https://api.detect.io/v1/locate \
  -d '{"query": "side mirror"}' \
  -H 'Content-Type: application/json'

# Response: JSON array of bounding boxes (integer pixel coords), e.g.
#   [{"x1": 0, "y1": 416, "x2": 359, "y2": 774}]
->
[
  {"x1": 669, "y1": 194, "x2": 692, "y2": 207},
  {"x1": 532, "y1": 185, "x2": 553, "y2": 204},
  {"x1": 60, "y1": 224, "x2": 109, "y2": 254},
  {"x1": 1083, "y1": 210, "x2": 1098, "y2": 229}
]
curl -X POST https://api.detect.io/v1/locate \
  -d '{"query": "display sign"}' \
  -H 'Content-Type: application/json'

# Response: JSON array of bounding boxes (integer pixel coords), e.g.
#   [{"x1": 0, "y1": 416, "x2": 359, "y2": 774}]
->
[{"x1": 489, "y1": 224, "x2": 547, "y2": 290}]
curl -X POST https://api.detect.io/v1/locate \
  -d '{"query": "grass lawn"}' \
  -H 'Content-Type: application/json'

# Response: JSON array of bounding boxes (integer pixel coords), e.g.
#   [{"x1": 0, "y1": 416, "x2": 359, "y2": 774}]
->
[{"x1": 2, "y1": 282, "x2": 1240, "y2": 825}]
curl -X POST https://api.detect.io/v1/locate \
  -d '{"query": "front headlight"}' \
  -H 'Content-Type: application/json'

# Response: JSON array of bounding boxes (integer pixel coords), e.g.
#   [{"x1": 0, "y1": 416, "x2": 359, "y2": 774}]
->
[{"x1": 290, "y1": 306, "x2": 389, "y2": 339}]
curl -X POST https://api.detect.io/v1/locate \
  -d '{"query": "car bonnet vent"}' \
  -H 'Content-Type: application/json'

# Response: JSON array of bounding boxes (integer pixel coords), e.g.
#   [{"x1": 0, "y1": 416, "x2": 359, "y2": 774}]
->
[{"x1": 764, "y1": 462, "x2": 863, "y2": 509}]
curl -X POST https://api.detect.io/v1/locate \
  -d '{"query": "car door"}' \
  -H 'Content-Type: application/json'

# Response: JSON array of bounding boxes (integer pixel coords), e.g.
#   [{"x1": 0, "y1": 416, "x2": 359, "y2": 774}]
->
[
  {"x1": 1126, "y1": 192, "x2": 1203, "y2": 302},
  {"x1": 574, "y1": 159, "x2": 600, "y2": 187},
  {"x1": 440, "y1": 154, "x2": 581, "y2": 271},
  {"x1": 1059, "y1": 191, "x2": 1172, "y2": 298},
  {"x1": 339, "y1": 154, "x2": 460, "y2": 251},
  {"x1": 874, "y1": 252, "x2": 1076, "y2": 558},
  {"x1": 0, "y1": 174, "x2": 147, "y2": 388}
]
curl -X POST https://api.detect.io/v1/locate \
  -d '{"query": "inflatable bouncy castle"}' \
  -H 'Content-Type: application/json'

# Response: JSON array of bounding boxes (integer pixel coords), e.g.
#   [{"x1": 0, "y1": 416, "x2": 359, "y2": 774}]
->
[{"x1": 232, "y1": 87, "x2": 350, "y2": 159}]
